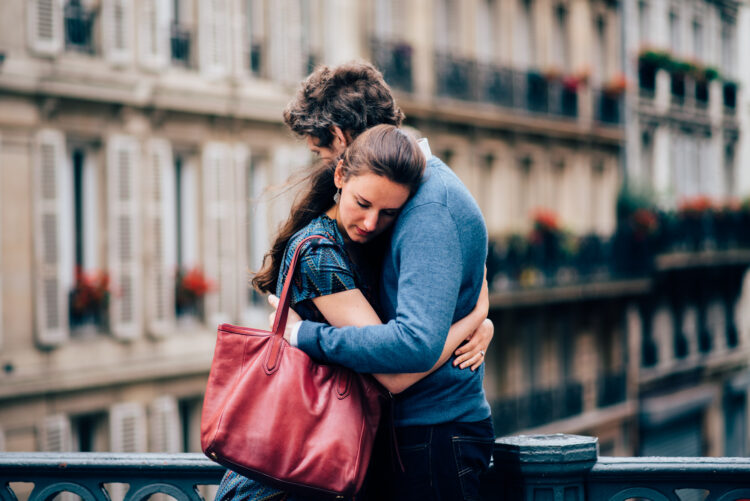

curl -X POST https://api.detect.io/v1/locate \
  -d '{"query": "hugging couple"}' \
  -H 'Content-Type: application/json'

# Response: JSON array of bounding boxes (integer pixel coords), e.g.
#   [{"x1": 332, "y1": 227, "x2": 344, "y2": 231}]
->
[{"x1": 216, "y1": 62, "x2": 495, "y2": 501}]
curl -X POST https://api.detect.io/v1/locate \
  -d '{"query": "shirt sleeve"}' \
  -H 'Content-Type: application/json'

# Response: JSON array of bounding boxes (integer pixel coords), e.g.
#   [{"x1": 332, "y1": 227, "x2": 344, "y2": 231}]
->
[
  {"x1": 296, "y1": 203, "x2": 464, "y2": 373},
  {"x1": 289, "y1": 238, "x2": 357, "y2": 307}
]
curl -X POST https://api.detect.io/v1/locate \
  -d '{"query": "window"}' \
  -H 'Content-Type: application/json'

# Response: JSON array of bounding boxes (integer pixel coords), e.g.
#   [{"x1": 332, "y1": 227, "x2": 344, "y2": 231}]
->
[
  {"x1": 71, "y1": 412, "x2": 108, "y2": 452},
  {"x1": 149, "y1": 396, "x2": 181, "y2": 452},
  {"x1": 243, "y1": 0, "x2": 265, "y2": 76},
  {"x1": 64, "y1": 0, "x2": 97, "y2": 54},
  {"x1": 29, "y1": 0, "x2": 63, "y2": 55},
  {"x1": 592, "y1": 15, "x2": 607, "y2": 85},
  {"x1": 435, "y1": 0, "x2": 460, "y2": 54},
  {"x1": 139, "y1": 0, "x2": 170, "y2": 69},
  {"x1": 102, "y1": 0, "x2": 133, "y2": 64},
  {"x1": 269, "y1": 0, "x2": 312, "y2": 84},
  {"x1": 174, "y1": 152, "x2": 201, "y2": 321},
  {"x1": 170, "y1": 0, "x2": 194, "y2": 67},
  {"x1": 641, "y1": 130, "x2": 653, "y2": 187},
  {"x1": 178, "y1": 397, "x2": 203, "y2": 452},
  {"x1": 68, "y1": 142, "x2": 104, "y2": 337},
  {"x1": 517, "y1": 155, "x2": 533, "y2": 223},
  {"x1": 109, "y1": 402, "x2": 147, "y2": 453},
  {"x1": 198, "y1": 0, "x2": 231, "y2": 77}
]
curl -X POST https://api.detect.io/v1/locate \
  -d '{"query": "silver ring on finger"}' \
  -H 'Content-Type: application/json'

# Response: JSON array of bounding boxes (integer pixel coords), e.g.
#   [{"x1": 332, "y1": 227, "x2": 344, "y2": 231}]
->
[{"x1": 480, "y1": 350, "x2": 485, "y2": 357}]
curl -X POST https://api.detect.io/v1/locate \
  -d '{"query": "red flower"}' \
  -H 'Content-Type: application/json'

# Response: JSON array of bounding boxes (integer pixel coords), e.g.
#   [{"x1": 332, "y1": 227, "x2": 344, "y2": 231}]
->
[
  {"x1": 71, "y1": 267, "x2": 111, "y2": 315},
  {"x1": 678, "y1": 195, "x2": 713, "y2": 215},
  {"x1": 179, "y1": 268, "x2": 215, "y2": 297},
  {"x1": 532, "y1": 209, "x2": 560, "y2": 233}
]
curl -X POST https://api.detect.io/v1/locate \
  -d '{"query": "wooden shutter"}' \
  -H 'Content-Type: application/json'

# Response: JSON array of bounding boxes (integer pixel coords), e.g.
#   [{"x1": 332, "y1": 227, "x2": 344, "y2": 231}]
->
[
  {"x1": 138, "y1": 0, "x2": 169, "y2": 69},
  {"x1": 28, "y1": 0, "x2": 63, "y2": 55},
  {"x1": 102, "y1": 0, "x2": 133, "y2": 64},
  {"x1": 149, "y1": 396, "x2": 182, "y2": 452},
  {"x1": 110, "y1": 402, "x2": 147, "y2": 452},
  {"x1": 198, "y1": 0, "x2": 231, "y2": 77},
  {"x1": 144, "y1": 139, "x2": 176, "y2": 337},
  {"x1": 233, "y1": 145, "x2": 250, "y2": 316},
  {"x1": 269, "y1": 0, "x2": 303, "y2": 83},
  {"x1": 40, "y1": 414, "x2": 72, "y2": 451},
  {"x1": 202, "y1": 143, "x2": 237, "y2": 325},
  {"x1": 34, "y1": 129, "x2": 69, "y2": 348},
  {"x1": 107, "y1": 135, "x2": 141, "y2": 340}
]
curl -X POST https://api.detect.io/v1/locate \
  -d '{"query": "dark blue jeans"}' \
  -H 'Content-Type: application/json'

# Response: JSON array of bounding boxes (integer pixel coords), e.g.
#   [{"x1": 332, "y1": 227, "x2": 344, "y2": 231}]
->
[{"x1": 392, "y1": 418, "x2": 494, "y2": 501}]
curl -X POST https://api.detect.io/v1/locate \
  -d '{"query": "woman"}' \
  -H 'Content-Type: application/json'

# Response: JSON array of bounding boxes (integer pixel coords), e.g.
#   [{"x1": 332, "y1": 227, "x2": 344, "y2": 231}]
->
[{"x1": 216, "y1": 125, "x2": 491, "y2": 501}]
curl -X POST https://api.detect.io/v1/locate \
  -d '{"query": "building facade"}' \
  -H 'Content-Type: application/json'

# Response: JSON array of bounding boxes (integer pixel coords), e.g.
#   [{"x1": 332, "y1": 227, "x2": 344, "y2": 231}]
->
[{"x1": 0, "y1": 0, "x2": 748, "y2": 464}]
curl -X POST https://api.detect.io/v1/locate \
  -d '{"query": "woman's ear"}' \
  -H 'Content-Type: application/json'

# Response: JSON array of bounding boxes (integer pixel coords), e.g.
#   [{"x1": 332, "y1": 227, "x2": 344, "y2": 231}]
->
[
  {"x1": 332, "y1": 126, "x2": 349, "y2": 148},
  {"x1": 333, "y1": 160, "x2": 345, "y2": 188}
]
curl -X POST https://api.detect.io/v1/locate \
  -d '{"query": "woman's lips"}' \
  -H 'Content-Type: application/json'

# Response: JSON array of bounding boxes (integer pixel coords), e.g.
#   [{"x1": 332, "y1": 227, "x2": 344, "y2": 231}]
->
[{"x1": 355, "y1": 227, "x2": 372, "y2": 237}]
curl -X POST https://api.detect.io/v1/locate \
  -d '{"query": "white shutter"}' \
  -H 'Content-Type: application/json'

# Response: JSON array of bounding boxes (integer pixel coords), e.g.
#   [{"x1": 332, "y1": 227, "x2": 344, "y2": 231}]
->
[
  {"x1": 233, "y1": 145, "x2": 250, "y2": 316},
  {"x1": 138, "y1": 0, "x2": 170, "y2": 69},
  {"x1": 28, "y1": 0, "x2": 63, "y2": 55},
  {"x1": 34, "y1": 129, "x2": 69, "y2": 348},
  {"x1": 0, "y1": 133, "x2": 2, "y2": 349},
  {"x1": 202, "y1": 143, "x2": 237, "y2": 325},
  {"x1": 269, "y1": 0, "x2": 303, "y2": 83},
  {"x1": 102, "y1": 0, "x2": 134, "y2": 64},
  {"x1": 231, "y1": 0, "x2": 248, "y2": 77},
  {"x1": 0, "y1": 427, "x2": 5, "y2": 451},
  {"x1": 199, "y1": 0, "x2": 231, "y2": 77},
  {"x1": 144, "y1": 139, "x2": 176, "y2": 337},
  {"x1": 149, "y1": 396, "x2": 182, "y2": 452},
  {"x1": 107, "y1": 135, "x2": 141, "y2": 340},
  {"x1": 40, "y1": 414, "x2": 72, "y2": 451},
  {"x1": 110, "y1": 402, "x2": 147, "y2": 452}
]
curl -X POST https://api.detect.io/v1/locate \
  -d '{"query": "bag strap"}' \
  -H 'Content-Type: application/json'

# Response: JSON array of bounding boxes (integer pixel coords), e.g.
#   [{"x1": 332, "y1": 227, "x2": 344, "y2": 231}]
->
[{"x1": 270, "y1": 235, "x2": 326, "y2": 337}]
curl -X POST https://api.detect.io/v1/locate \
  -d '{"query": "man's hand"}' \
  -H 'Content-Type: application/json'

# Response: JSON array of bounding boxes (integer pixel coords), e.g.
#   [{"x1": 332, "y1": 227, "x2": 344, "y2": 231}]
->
[
  {"x1": 453, "y1": 319, "x2": 493, "y2": 371},
  {"x1": 267, "y1": 295, "x2": 302, "y2": 343}
]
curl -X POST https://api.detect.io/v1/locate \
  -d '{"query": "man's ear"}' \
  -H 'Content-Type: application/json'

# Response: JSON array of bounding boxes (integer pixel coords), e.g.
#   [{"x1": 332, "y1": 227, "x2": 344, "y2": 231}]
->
[
  {"x1": 334, "y1": 159, "x2": 345, "y2": 188},
  {"x1": 332, "y1": 126, "x2": 350, "y2": 147}
]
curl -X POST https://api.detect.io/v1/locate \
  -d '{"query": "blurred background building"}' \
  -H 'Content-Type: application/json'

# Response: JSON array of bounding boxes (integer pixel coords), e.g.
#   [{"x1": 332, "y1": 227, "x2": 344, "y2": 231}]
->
[{"x1": 0, "y1": 0, "x2": 749, "y2": 460}]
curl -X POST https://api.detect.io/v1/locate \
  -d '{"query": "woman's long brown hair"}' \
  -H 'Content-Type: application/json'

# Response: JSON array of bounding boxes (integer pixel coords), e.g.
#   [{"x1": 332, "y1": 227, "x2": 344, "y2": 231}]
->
[{"x1": 252, "y1": 124, "x2": 425, "y2": 293}]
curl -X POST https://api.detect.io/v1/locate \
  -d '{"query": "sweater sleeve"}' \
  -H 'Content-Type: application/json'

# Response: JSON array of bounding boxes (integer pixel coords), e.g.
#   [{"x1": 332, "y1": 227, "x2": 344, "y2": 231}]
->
[{"x1": 296, "y1": 202, "x2": 463, "y2": 373}]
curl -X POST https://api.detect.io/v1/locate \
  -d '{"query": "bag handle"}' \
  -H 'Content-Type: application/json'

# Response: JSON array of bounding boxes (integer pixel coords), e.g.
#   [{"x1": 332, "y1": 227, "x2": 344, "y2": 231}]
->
[{"x1": 270, "y1": 235, "x2": 326, "y2": 337}]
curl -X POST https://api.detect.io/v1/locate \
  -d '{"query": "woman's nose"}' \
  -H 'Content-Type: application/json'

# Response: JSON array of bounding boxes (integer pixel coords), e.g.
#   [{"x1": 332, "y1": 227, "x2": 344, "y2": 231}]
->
[{"x1": 363, "y1": 212, "x2": 378, "y2": 231}]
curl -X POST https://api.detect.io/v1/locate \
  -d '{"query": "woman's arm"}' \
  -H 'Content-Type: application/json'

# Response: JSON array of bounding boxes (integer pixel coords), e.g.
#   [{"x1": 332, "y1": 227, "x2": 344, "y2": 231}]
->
[{"x1": 302, "y1": 278, "x2": 491, "y2": 394}]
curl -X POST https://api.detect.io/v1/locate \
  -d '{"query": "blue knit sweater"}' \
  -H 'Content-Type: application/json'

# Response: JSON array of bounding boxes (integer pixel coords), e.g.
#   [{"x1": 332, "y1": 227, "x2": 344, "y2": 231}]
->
[{"x1": 296, "y1": 156, "x2": 492, "y2": 426}]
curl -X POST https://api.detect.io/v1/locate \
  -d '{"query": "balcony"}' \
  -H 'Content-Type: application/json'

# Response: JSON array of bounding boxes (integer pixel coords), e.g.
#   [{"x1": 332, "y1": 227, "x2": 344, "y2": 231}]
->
[
  {"x1": 433, "y1": 53, "x2": 588, "y2": 122},
  {"x1": 64, "y1": 0, "x2": 95, "y2": 55},
  {"x1": 4, "y1": 435, "x2": 750, "y2": 501},
  {"x1": 371, "y1": 38, "x2": 414, "y2": 93}
]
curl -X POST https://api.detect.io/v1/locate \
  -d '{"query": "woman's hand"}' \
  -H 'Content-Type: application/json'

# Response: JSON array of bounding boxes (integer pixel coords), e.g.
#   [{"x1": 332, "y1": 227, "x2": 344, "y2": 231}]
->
[
  {"x1": 267, "y1": 295, "x2": 302, "y2": 343},
  {"x1": 453, "y1": 319, "x2": 493, "y2": 371}
]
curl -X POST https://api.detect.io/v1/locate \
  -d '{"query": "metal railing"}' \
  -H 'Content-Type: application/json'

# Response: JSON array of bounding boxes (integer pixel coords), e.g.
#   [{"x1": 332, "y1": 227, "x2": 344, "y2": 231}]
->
[
  {"x1": 170, "y1": 23, "x2": 192, "y2": 67},
  {"x1": 64, "y1": 0, "x2": 95, "y2": 54},
  {"x1": 371, "y1": 38, "x2": 414, "y2": 93},
  {"x1": 4, "y1": 436, "x2": 750, "y2": 501},
  {"x1": 0, "y1": 453, "x2": 223, "y2": 501},
  {"x1": 433, "y1": 53, "x2": 582, "y2": 120}
]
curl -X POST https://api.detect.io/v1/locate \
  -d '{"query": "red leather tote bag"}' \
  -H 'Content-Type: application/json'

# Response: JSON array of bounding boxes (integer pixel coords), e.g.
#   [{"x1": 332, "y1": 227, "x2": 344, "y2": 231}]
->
[{"x1": 201, "y1": 236, "x2": 386, "y2": 498}]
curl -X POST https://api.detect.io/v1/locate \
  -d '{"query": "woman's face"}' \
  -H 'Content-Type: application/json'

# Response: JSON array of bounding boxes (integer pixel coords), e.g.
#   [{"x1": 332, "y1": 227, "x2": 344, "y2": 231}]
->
[{"x1": 335, "y1": 164, "x2": 411, "y2": 244}]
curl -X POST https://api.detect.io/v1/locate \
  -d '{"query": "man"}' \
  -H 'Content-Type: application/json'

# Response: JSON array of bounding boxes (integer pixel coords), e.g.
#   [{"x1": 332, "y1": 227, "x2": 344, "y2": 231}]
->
[{"x1": 281, "y1": 61, "x2": 494, "y2": 500}]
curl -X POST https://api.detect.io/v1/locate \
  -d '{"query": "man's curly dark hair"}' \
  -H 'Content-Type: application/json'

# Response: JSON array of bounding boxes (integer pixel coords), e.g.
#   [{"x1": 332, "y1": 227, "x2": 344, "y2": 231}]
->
[{"x1": 283, "y1": 61, "x2": 405, "y2": 147}]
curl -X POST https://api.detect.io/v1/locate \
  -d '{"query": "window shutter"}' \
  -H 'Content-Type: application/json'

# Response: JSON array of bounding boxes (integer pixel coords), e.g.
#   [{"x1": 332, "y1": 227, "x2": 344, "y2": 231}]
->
[
  {"x1": 144, "y1": 139, "x2": 176, "y2": 337},
  {"x1": 110, "y1": 402, "x2": 147, "y2": 452},
  {"x1": 269, "y1": 0, "x2": 303, "y2": 83},
  {"x1": 102, "y1": 0, "x2": 133, "y2": 64},
  {"x1": 138, "y1": 0, "x2": 169, "y2": 69},
  {"x1": 202, "y1": 143, "x2": 237, "y2": 325},
  {"x1": 0, "y1": 427, "x2": 5, "y2": 451},
  {"x1": 149, "y1": 396, "x2": 182, "y2": 452},
  {"x1": 28, "y1": 0, "x2": 63, "y2": 55},
  {"x1": 40, "y1": 414, "x2": 72, "y2": 451},
  {"x1": 231, "y1": 0, "x2": 247, "y2": 77},
  {"x1": 199, "y1": 0, "x2": 231, "y2": 77},
  {"x1": 233, "y1": 145, "x2": 250, "y2": 316},
  {"x1": 107, "y1": 135, "x2": 142, "y2": 340},
  {"x1": 34, "y1": 129, "x2": 69, "y2": 348}
]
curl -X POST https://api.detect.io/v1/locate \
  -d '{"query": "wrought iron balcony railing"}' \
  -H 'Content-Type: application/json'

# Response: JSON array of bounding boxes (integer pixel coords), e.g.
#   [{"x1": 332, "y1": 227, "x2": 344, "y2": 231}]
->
[
  {"x1": 371, "y1": 38, "x2": 414, "y2": 93},
  {"x1": 4, "y1": 436, "x2": 750, "y2": 501},
  {"x1": 434, "y1": 54, "x2": 582, "y2": 120}
]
